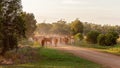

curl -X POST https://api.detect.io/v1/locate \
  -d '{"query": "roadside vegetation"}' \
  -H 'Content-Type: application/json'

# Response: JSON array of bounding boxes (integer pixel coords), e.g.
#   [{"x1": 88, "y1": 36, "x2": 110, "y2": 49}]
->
[
  {"x1": 73, "y1": 39, "x2": 120, "y2": 55},
  {"x1": 0, "y1": 45, "x2": 103, "y2": 68}
]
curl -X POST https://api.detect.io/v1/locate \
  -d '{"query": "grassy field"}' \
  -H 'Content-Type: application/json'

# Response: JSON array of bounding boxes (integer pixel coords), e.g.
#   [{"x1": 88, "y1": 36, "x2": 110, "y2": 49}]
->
[
  {"x1": 0, "y1": 46, "x2": 103, "y2": 68},
  {"x1": 73, "y1": 40, "x2": 120, "y2": 55}
]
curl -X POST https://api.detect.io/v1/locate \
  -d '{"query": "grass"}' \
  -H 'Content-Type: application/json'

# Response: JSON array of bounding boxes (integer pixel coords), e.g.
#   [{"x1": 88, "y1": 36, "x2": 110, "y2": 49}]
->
[
  {"x1": 73, "y1": 40, "x2": 120, "y2": 55},
  {"x1": 0, "y1": 47, "x2": 103, "y2": 68}
]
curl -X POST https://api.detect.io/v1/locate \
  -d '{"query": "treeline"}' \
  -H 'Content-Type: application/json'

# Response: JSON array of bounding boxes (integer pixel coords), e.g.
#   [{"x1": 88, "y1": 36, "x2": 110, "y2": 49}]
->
[
  {"x1": 36, "y1": 19, "x2": 120, "y2": 46},
  {"x1": 83, "y1": 22, "x2": 120, "y2": 35},
  {"x1": 36, "y1": 20, "x2": 71, "y2": 35},
  {"x1": 36, "y1": 19, "x2": 120, "y2": 36},
  {"x1": 36, "y1": 19, "x2": 84, "y2": 35},
  {"x1": 84, "y1": 23, "x2": 120, "y2": 46}
]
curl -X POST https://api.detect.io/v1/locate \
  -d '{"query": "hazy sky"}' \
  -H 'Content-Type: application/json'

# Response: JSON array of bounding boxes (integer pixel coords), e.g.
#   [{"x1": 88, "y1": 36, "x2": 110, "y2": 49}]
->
[{"x1": 22, "y1": 0, "x2": 120, "y2": 25}]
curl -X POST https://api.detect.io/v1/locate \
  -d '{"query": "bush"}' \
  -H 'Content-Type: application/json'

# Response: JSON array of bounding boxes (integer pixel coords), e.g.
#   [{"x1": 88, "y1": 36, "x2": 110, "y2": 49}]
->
[
  {"x1": 97, "y1": 34, "x2": 106, "y2": 46},
  {"x1": 97, "y1": 31, "x2": 119, "y2": 46},
  {"x1": 74, "y1": 33, "x2": 83, "y2": 41},
  {"x1": 107, "y1": 31, "x2": 119, "y2": 44},
  {"x1": 86, "y1": 31, "x2": 100, "y2": 44}
]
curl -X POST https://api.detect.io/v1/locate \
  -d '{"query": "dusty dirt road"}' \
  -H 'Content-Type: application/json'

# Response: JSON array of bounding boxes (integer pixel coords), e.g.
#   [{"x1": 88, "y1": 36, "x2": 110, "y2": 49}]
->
[{"x1": 50, "y1": 45, "x2": 120, "y2": 68}]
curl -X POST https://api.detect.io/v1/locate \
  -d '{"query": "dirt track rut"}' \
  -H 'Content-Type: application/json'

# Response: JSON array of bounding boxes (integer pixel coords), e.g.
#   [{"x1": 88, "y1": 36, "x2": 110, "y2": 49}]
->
[{"x1": 51, "y1": 45, "x2": 120, "y2": 68}]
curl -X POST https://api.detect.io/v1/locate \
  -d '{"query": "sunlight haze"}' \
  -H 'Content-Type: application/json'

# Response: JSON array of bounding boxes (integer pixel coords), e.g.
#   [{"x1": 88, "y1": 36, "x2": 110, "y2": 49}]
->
[{"x1": 22, "y1": 0, "x2": 120, "y2": 25}]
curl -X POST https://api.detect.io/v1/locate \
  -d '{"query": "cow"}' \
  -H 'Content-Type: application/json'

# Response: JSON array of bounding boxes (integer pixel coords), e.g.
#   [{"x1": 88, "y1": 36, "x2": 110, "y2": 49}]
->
[
  {"x1": 44, "y1": 37, "x2": 52, "y2": 45},
  {"x1": 41, "y1": 38, "x2": 46, "y2": 47},
  {"x1": 63, "y1": 37, "x2": 69, "y2": 44},
  {"x1": 53, "y1": 37, "x2": 58, "y2": 47}
]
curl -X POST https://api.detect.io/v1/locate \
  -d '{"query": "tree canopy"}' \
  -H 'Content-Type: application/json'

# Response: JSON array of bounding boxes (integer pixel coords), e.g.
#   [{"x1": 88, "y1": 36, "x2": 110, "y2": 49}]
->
[
  {"x1": 0, "y1": 0, "x2": 25, "y2": 55},
  {"x1": 22, "y1": 12, "x2": 37, "y2": 38},
  {"x1": 70, "y1": 19, "x2": 84, "y2": 35}
]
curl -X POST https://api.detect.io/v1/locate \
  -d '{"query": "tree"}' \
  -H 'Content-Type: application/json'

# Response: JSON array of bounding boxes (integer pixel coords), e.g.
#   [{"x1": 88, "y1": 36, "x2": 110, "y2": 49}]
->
[
  {"x1": 0, "y1": 0, "x2": 26, "y2": 55},
  {"x1": 97, "y1": 34, "x2": 106, "y2": 46},
  {"x1": 36, "y1": 23, "x2": 52, "y2": 34},
  {"x1": 105, "y1": 31, "x2": 119, "y2": 46},
  {"x1": 70, "y1": 19, "x2": 84, "y2": 35},
  {"x1": 97, "y1": 31, "x2": 119, "y2": 46},
  {"x1": 22, "y1": 12, "x2": 37, "y2": 38},
  {"x1": 86, "y1": 31, "x2": 100, "y2": 44},
  {"x1": 36, "y1": 20, "x2": 71, "y2": 35},
  {"x1": 74, "y1": 33, "x2": 83, "y2": 41},
  {"x1": 83, "y1": 22, "x2": 92, "y2": 35},
  {"x1": 104, "y1": 33, "x2": 115, "y2": 46},
  {"x1": 83, "y1": 22, "x2": 102, "y2": 35},
  {"x1": 50, "y1": 20, "x2": 71, "y2": 35}
]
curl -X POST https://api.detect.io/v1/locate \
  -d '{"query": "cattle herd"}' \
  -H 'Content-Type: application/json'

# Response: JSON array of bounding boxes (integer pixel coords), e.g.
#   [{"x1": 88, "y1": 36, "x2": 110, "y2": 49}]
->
[{"x1": 32, "y1": 35, "x2": 75, "y2": 47}]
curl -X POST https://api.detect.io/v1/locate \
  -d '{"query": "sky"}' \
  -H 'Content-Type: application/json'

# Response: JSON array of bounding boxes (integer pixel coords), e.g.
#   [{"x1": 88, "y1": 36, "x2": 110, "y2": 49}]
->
[{"x1": 22, "y1": 0, "x2": 120, "y2": 25}]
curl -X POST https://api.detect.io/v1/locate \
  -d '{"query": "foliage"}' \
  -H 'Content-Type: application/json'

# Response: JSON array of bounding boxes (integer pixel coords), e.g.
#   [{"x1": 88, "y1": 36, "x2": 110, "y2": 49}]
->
[
  {"x1": 22, "y1": 12, "x2": 37, "y2": 38},
  {"x1": 97, "y1": 31, "x2": 119, "y2": 46},
  {"x1": 36, "y1": 19, "x2": 120, "y2": 36},
  {"x1": 0, "y1": 0, "x2": 26, "y2": 55},
  {"x1": 74, "y1": 33, "x2": 83, "y2": 41},
  {"x1": 86, "y1": 31, "x2": 100, "y2": 44},
  {"x1": 36, "y1": 23, "x2": 52, "y2": 34},
  {"x1": 0, "y1": 48, "x2": 102, "y2": 68},
  {"x1": 83, "y1": 22, "x2": 120, "y2": 35},
  {"x1": 97, "y1": 34, "x2": 106, "y2": 46},
  {"x1": 73, "y1": 40, "x2": 120, "y2": 56},
  {"x1": 51, "y1": 20, "x2": 71, "y2": 35},
  {"x1": 105, "y1": 31, "x2": 119, "y2": 46},
  {"x1": 83, "y1": 22, "x2": 102, "y2": 35},
  {"x1": 104, "y1": 33, "x2": 115, "y2": 46},
  {"x1": 108, "y1": 31, "x2": 119, "y2": 41},
  {"x1": 70, "y1": 19, "x2": 84, "y2": 35},
  {"x1": 36, "y1": 20, "x2": 71, "y2": 35}
]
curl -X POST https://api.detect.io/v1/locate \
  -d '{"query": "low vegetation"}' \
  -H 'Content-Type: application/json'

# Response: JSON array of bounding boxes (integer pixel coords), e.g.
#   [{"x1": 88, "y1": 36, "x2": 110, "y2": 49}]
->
[
  {"x1": 74, "y1": 33, "x2": 83, "y2": 41},
  {"x1": 73, "y1": 40, "x2": 120, "y2": 55},
  {"x1": 0, "y1": 46, "x2": 103, "y2": 68}
]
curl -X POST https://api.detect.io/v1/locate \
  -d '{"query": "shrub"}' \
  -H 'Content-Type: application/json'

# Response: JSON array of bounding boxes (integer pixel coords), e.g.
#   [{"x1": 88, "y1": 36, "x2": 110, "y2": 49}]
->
[
  {"x1": 74, "y1": 33, "x2": 83, "y2": 41},
  {"x1": 107, "y1": 31, "x2": 119, "y2": 44},
  {"x1": 104, "y1": 33, "x2": 115, "y2": 46},
  {"x1": 86, "y1": 31, "x2": 100, "y2": 44},
  {"x1": 97, "y1": 34, "x2": 106, "y2": 46},
  {"x1": 97, "y1": 31, "x2": 119, "y2": 46}
]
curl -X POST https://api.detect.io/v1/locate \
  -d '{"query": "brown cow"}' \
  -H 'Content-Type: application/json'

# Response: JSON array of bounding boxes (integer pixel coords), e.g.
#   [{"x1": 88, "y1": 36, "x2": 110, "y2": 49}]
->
[
  {"x1": 44, "y1": 37, "x2": 52, "y2": 45},
  {"x1": 64, "y1": 37, "x2": 69, "y2": 44},
  {"x1": 53, "y1": 38, "x2": 58, "y2": 47},
  {"x1": 41, "y1": 38, "x2": 46, "y2": 47}
]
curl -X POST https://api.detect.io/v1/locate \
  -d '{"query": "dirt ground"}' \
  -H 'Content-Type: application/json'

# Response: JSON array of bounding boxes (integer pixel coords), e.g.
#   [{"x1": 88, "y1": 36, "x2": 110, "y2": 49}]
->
[{"x1": 50, "y1": 45, "x2": 120, "y2": 68}]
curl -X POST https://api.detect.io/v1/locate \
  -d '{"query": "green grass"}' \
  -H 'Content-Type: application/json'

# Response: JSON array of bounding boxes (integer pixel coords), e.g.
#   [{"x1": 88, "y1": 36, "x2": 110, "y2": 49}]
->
[
  {"x1": 100, "y1": 44, "x2": 120, "y2": 55},
  {"x1": 0, "y1": 47, "x2": 103, "y2": 68},
  {"x1": 73, "y1": 40, "x2": 120, "y2": 55}
]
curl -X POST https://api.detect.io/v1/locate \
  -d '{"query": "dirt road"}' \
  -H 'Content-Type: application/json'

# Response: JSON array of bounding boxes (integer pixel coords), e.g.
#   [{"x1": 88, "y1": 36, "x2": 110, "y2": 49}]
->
[{"x1": 50, "y1": 45, "x2": 120, "y2": 68}]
